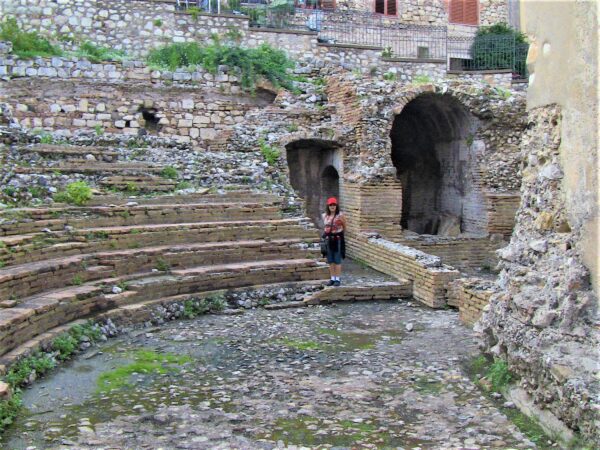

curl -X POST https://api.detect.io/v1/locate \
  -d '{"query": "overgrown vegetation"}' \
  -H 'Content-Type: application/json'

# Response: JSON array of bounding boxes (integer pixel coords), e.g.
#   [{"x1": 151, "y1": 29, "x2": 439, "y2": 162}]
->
[
  {"x1": 0, "y1": 322, "x2": 103, "y2": 432},
  {"x1": 75, "y1": 41, "x2": 127, "y2": 63},
  {"x1": 0, "y1": 17, "x2": 62, "y2": 58},
  {"x1": 160, "y1": 166, "x2": 179, "y2": 180},
  {"x1": 412, "y1": 74, "x2": 432, "y2": 85},
  {"x1": 147, "y1": 37, "x2": 296, "y2": 92},
  {"x1": 258, "y1": 138, "x2": 281, "y2": 165},
  {"x1": 53, "y1": 181, "x2": 93, "y2": 205},
  {"x1": 182, "y1": 295, "x2": 227, "y2": 319}
]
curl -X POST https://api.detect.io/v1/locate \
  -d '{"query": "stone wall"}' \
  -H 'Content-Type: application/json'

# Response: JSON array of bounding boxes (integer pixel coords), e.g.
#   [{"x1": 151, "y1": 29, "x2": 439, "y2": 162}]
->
[
  {"x1": 479, "y1": 0, "x2": 509, "y2": 26},
  {"x1": 447, "y1": 277, "x2": 496, "y2": 325},
  {"x1": 477, "y1": 0, "x2": 599, "y2": 441}
]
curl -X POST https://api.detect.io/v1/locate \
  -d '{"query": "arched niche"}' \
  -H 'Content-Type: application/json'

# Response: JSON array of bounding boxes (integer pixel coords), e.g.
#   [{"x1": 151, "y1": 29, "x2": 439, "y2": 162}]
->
[
  {"x1": 285, "y1": 139, "x2": 342, "y2": 227},
  {"x1": 391, "y1": 93, "x2": 483, "y2": 235}
]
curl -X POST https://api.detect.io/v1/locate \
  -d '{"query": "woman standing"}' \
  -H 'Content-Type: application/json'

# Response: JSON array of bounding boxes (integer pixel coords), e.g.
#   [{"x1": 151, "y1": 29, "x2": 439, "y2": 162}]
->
[{"x1": 323, "y1": 197, "x2": 346, "y2": 286}]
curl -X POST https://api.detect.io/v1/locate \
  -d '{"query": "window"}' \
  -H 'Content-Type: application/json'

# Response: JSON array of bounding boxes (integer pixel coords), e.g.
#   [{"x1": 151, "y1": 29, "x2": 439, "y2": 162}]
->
[
  {"x1": 375, "y1": 0, "x2": 397, "y2": 16},
  {"x1": 448, "y1": 0, "x2": 479, "y2": 25}
]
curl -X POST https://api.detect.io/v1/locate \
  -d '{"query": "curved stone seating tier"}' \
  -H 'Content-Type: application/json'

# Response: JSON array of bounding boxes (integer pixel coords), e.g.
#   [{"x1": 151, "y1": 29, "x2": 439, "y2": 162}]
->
[
  {"x1": 0, "y1": 258, "x2": 329, "y2": 358},
  {"x1": 0, "y1": 218, "x2": 316, "y2": 267},
  {"x1": 15, "y1": 144, "x2": 120, "y2": 161},
  {"x1": 0, "y1": 238, "x2": 320, "y2": 300},
  {"x1": 0, "y1": 202, "x2": 282, "y2": 236},
  {"x1": 1, "y1": 140, "x2": 327, "y2": 367},
  {"x1": 84, "y1": 191, "x2": 282, "y2": 206}
]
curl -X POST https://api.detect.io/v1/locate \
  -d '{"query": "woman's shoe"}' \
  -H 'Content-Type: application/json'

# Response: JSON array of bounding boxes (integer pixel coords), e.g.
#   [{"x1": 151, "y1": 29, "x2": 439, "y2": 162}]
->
[
  {"x1": 333, "y1": 280, "x2": 341, "y2": 287},
  {"x1": 326, "y1": 280, "x2": 335, "y2": 286}
]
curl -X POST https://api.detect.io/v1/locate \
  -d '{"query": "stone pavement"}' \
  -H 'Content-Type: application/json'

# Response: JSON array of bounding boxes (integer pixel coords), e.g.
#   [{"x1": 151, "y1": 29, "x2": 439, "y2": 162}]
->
[{"x1": 5, "y1": 299, "x2": 539, "y2": 449}]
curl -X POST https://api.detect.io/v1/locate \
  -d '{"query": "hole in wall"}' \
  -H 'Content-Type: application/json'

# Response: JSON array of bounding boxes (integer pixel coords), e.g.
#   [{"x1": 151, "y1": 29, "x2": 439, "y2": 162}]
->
[{"x1": 139, "y1": 107, "x2": 161, "y2": 132}]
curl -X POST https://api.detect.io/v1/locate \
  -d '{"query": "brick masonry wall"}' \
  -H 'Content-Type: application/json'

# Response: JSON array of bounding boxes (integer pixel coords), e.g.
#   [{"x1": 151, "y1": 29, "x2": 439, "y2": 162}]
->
[
  {"x1": 485, "y1": 193, "x2": 520, "y2": 237},
  {"x1": 447, "y1": 277, "x2": 496, "y2": 326},
  {"x1": 346, "y1": 233, "x2": 460, "y2": 308}
]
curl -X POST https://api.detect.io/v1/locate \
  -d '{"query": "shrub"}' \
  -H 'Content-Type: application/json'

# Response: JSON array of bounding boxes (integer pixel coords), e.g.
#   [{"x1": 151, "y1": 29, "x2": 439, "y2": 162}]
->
[
  {"x1": 54, "y1": 181, "x2": 93, "y2": 206},
  {"x1": 258, "y1": 138, "x2": 280, "y2": 165},
  {"x1": 0, "y1": 17, "x2": 62, "y2": 58},
  {"x1": 76, "y1": 41, "x2": 126, "y2": 63},
  {"x1": 153, "y1": 19, "x2": 163, "y2": 27},
  {"x1": 160, "y1": 166, "x2": 179, "y2": 180},
  {"x1": 147, "y1": 41, "x2": 295, "y2": 92}
]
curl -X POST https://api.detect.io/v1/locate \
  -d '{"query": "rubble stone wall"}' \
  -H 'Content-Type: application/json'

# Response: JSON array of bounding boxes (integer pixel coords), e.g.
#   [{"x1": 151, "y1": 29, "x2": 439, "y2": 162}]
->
[
  {"x1": 479, "y1": 0, "x2": 509, "y2": 26},
  {"x1": 478, "y1": 0, "x2": 599, "y2": 441},
  {"x1": 1, "y1": 74, "x2": 269, "y2": 148}
]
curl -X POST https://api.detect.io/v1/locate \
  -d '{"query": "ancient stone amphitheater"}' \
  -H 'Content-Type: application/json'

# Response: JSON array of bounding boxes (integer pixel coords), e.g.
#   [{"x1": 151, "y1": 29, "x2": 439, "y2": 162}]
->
[{"x1": 0, "y1": 0, "x2": 598, "y2": 447}]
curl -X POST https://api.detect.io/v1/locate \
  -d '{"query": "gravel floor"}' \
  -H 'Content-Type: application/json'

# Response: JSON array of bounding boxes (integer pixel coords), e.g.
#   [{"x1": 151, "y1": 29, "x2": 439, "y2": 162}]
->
[{"x1": 5, "y1": 300, "x2": 537, "y2": 450}]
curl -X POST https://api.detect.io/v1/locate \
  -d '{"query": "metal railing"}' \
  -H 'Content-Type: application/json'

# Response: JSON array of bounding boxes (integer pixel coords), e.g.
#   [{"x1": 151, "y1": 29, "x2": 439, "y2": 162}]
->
[
  {"x1": 448, "y1": 34, "x2": 528, "y2": 78},
  {"x1": 173, "y1": 2, "x2": 528, "y2": 75}
]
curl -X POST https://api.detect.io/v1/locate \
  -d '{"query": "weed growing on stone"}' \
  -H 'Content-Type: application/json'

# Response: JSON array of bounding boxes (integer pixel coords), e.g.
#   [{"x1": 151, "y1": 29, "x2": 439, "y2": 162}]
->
[
  {"x1": 96, "y1": 350, "x2": 192, "y2": 393},
  {"x1": 71, "y1": 274, "x2": 84, "y2": 286},
  {"x1": 412, "y1": 74, "x2": 432, "y2": 85},
  {"x1": 120, "y1": 210, "x2": 131, "y2": 219},
  {"x1": 75, "y1": 41, "x2": 126, "y2": 63},
  {"x1": 258, "y1": 138, "x2": 281, "y2": 165},
  {"x1": 153, "y1": 19, "x2": 163, "y2": 27},
  {"x1": 487, "y1": 358, "x2": 514, "y2": 391},
  {"x1": 125, "y1": 182, "x2": 140, "y2": 194},
  {"x1": 0, "y1": 392, "x2": 22, "y2": 433},
  {"x1": 53, "y1": 181, "x2": 92, "y2": 206},
  {"x1": 0, "y1": 18, "x2": 62, "y2": 58},
  {"x1": 383, "y1": 72, "x2": 396, "y2": 81},
  {"x1": 286, "y1": 123, "x2": 299, "y2": 132},
  {"x1": 155, "y1": 258, "x2": 171, "y2": 272},
  {"x1": 175, "y1": 181, "x2": 192, "y2": 190},
  {"x1": 94, "y1": 124, "x2": 105, "y2": 136},
  {"x1": 5, "y1": 353, "x2": 56, "y2": 387},
  {"x1": 187, "y1": 7, "x2": 201, "y2": 21},
  {"x1": 52, "y1": 334, "x2": 78, "y2": 360},
  {"x1": 182, "y1": 295, "x2": 226, "y2": 319},
  {"x1": 160, "y1": 166, "x2": 179, "y2": 180},
  {"x1": 38, "y1": 133, "x2": 54, "y2": 144},
  {"x1": 86, "y1": 230, "x2": 109, "y2": 240}
]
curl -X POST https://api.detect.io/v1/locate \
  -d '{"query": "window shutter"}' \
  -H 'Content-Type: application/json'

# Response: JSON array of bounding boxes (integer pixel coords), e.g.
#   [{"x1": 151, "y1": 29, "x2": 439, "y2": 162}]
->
[
  {"x1": 387, "y1": 0, "x2": 397, "y2": 16},
  {"x1": 449, "y1": 0, "x2": 479, "y2": 25},
  {"x1": 464, "y1": 0, "x2": 479, "y2": 25}
]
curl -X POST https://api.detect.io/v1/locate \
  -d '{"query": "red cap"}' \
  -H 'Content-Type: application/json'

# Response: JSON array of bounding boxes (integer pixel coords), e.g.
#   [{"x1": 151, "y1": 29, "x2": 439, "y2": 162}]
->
[{"x1": 327, "y1": 197, "x2": 338, "y2": 205}]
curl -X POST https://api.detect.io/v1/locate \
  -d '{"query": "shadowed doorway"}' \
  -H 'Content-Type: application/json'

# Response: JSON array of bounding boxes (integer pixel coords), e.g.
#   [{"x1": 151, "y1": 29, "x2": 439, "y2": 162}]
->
[{"x1": 286, "y1": 139, "x2": 341, "y2": 227}]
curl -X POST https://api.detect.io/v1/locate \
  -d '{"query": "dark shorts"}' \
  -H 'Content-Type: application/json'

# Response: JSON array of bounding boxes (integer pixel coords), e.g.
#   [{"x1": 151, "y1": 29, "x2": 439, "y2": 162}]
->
[{"x1": 326, "y1": 244, "x2": 342, "y2": 264}]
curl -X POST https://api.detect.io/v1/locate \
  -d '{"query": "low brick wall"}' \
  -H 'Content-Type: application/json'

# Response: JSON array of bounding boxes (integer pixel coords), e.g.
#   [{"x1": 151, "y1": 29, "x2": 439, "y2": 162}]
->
[
  {"x1": 346, "y1": 232, "x2": 459, "y2": 308},
  {"x1": 447, "y1": 277, "x2": 496, "y2": 326},
  {"x1": 390, "y1": 234, "x2": 504, "y2": 272}
]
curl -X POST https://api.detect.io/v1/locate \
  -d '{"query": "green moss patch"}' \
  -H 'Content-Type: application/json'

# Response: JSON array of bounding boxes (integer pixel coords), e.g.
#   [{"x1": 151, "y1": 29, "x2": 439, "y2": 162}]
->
[{"x1": 97, "y1": 350, "x2": 192, "y2": 392}]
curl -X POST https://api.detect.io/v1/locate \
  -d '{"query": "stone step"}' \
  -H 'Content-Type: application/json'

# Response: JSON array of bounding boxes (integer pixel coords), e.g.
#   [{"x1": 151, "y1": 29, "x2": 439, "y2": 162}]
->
[
  {"x1": 0, "y1": 238, "x2": 319, "y2": 299},
  {"x1": 0, "y1": 258, "x2": 329, "y2": 357},
  {"x1": 0, "y1": 202, "x2": 282, "y2": 236},
  {"x1": 17, "y1": 144, "x2": 120, "y2": 161},
  {"x1": 15, "y1": 162, "x2": 164, "y2": 174},
  {"x1": 99, "y1": 175, "x2": 176, "y2": 192},
  {"x1": 116, "y1": 259, "x2": 329, "y2": 306},
  {"x1": 85, "y1": 190, "x2": 281, "y2": 206},
  {"x1": 302, "y1": 280, "x2": 413, "y2": 305},
  {"x1": 0, "y1": 219, "x2": 317, "y2": 266}
]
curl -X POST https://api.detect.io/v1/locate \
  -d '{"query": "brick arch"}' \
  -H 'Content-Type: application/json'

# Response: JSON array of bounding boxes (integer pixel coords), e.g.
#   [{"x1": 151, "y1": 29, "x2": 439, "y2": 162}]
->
[{"x1": 386, "y1": 88, "x2": 484, "y2": 235}]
